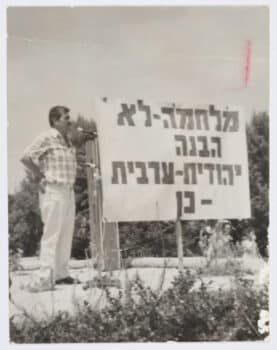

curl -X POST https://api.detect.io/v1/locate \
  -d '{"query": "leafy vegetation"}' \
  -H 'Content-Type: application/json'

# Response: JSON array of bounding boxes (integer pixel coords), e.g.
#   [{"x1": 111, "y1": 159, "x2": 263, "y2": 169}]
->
[
  {"x1": 10, "y1": 271, "x2": 269, "y2": 343},
  {"x1": 246, "y1": 112, "x2": 269, "y2": 256}
]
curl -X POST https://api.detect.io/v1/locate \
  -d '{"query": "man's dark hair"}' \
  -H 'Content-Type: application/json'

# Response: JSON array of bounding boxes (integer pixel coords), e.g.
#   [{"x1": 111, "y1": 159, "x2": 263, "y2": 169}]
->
[{"x1": 49, "y1": 106, "x2": 70, "y2": 127}]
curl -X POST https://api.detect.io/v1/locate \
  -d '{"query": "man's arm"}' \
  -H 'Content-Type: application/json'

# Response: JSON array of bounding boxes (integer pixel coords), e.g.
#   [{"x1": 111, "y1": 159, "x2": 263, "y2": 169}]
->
[{"x1": 21, "y1": 132, "x2": 49, "y2": 192}]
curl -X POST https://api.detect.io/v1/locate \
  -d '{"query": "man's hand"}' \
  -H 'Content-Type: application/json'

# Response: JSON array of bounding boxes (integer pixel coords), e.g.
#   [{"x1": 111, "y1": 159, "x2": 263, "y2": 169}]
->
[
  {"x1": 33, "y1": 175, "x2": 46, "y2": 194},
  {"x1": 21, "y1": 156, "x2": 46, "y2": 193}
]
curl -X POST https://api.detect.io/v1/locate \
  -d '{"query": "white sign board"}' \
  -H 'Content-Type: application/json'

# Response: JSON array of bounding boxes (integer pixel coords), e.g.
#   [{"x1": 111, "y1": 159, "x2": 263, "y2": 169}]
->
[{"x1": 95, "y1": 99, "x2": 251, "y2": 222}]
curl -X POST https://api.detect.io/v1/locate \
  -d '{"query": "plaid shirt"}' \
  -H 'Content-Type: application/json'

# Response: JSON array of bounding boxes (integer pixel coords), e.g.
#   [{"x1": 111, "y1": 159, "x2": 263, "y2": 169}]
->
[{"x1": 23, "y1": 128, "x2": 77, "y2": 186}]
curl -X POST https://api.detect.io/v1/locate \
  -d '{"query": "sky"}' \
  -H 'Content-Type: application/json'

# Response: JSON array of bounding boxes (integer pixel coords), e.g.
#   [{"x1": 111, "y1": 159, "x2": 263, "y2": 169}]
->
[{"x1": 7, "y1": 6, "x2": 269, "y2": 193}]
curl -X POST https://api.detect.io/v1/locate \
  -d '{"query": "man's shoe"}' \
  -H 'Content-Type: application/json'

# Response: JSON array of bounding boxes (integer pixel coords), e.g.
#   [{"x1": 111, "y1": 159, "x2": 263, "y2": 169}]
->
[{"x1": 55, "y1": 276, "x2": 81, "y2": 285}]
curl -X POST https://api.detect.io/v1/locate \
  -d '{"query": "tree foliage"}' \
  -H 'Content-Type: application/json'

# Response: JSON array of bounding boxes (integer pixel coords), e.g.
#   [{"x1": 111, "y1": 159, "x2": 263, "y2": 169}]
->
[
  {"x1": 246, "y1": 112, "x2": 269, "y2": 256},
  {"x1": 70, "y1": 115, "x2": 97, "y2": 258},
  {"x1": 8, "y1": 174, "x2": 42, "y2": 256}
]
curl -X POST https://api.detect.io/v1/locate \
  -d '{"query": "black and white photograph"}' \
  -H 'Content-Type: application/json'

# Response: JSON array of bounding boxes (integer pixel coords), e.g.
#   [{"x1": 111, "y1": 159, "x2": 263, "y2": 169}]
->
[{"x1": 1, "y1": 0, "x2": 274, "y2": 346}]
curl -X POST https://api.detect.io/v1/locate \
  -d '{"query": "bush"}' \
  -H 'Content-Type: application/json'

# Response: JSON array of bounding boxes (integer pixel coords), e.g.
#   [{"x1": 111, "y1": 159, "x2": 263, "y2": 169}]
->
[{"x1": 10, "y1": 271, "x2": 268, "y2": 343}]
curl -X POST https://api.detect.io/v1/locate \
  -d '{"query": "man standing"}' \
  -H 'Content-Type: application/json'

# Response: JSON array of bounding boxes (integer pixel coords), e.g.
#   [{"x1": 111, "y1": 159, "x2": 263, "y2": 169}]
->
[{"x1": 21, "y1": 106, "x2": 80, "y2": 291}]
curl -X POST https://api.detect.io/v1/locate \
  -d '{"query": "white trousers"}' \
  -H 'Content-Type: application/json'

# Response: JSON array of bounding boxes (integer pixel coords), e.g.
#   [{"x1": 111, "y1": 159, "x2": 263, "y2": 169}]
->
[{"x1": 38, "y1": 183, "x2": 75, "y2": 281}]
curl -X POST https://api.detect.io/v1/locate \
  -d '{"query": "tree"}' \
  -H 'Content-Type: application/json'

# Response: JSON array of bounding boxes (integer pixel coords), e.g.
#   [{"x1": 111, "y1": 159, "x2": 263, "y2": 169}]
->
[
  {"x1": 70, "y1": 115, "x2": 97, "y2": 258},
  {"x1": 246, "y1": 112, "x2": 269, "y2": 256},
  {"x1": 9, "y1": 174, "x2": 42, "y2": 256}
]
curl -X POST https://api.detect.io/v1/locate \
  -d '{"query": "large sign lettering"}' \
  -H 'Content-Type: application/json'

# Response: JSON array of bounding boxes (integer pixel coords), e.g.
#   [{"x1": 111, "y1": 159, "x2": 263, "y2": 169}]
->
[{"x1": 94, "y1": 99, "x2": 251, "y2": 222}]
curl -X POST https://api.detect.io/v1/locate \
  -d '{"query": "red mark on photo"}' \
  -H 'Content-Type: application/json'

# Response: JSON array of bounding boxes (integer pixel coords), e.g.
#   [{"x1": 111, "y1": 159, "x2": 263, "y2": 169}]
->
[{"x1": 244, "y1": 40, "x2": 251, "y2": 88}]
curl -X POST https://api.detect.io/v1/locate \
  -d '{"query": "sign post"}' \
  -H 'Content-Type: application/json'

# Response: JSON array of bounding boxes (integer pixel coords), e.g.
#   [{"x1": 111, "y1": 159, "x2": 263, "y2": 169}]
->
[
  {"x1": 85, "y1": 139, "x2": 104, "y2": 271},
  {"x1": 85, "y1": 136, "x2": 121, "y2": 272}
]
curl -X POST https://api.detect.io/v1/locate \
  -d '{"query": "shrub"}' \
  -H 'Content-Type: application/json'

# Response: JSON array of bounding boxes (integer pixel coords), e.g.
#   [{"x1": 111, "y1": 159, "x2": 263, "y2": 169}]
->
[{"x1": 10, "y1": 271, "x2": 268, "y2": 343}]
